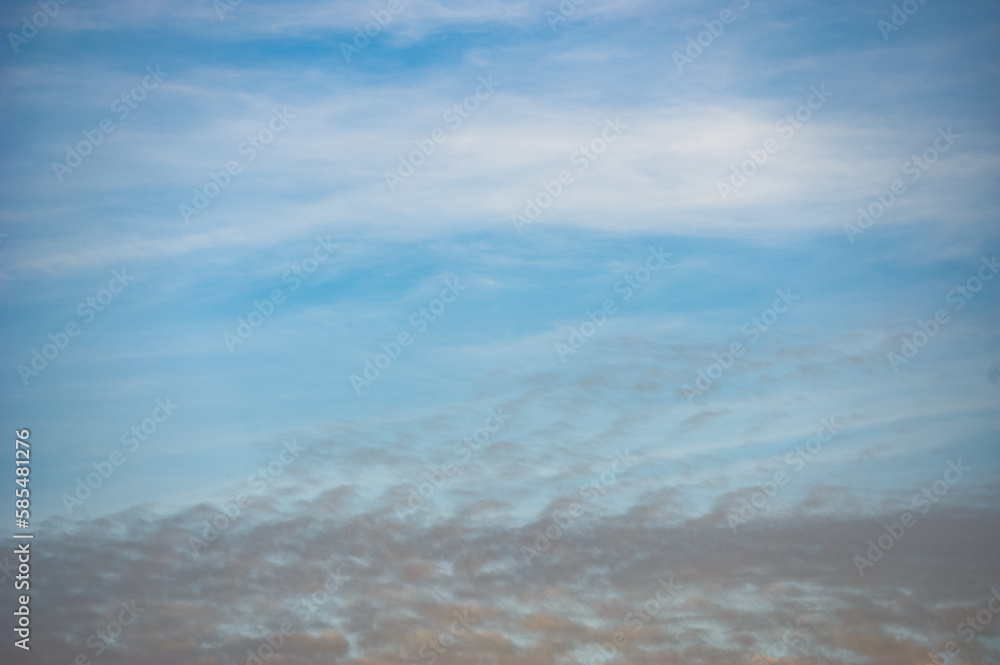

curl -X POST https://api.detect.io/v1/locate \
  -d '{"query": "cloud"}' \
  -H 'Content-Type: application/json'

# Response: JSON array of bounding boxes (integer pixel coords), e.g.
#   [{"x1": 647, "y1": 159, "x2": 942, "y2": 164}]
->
[{"x1": 6, "y1": 479, "x2": 998, "y2": 664}]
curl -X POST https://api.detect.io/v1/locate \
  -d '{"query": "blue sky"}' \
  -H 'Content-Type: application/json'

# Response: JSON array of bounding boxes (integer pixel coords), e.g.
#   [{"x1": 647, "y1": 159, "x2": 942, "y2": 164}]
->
[{"x1": 1, "y1": 0, "x2": 999, "y2": 664}]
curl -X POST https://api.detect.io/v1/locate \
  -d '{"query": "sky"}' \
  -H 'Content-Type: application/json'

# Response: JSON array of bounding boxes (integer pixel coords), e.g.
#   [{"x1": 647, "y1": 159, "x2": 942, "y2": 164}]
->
[{"x1": 0, "y1": 0, "x2": 999, "y2": 663}]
